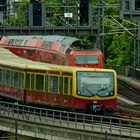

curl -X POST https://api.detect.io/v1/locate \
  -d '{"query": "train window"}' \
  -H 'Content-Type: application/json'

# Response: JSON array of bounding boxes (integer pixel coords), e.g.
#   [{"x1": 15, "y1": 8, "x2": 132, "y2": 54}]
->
[
  {"x1": 12, "y1": 71, "x2": 19, "y2": 87},
  {"x1": 135, "y1": 0, "x2": 140, "y2": 10},
  {"x1": 74, "y1": 55, "x2": 99, "y2": 64},
  {"x1": 50, "y1": 76, "x2": 58, "y2": 93},
  {"x1": 64, "y1": 77, "x2": 68, "y2": 95},
  {"x1": 70, "y1": 78, "x2": 72, "y2": 95},
  {"x1": 28, "y1": 50, "x2": 33, "y2": 56},
  {"x1": 5, "y1": 69, "x2": 11, "y2": 85},
  {"x1": 26, "y1": 73, "x2": 31, "y2": 89},
  {"x1": 23, "y1": 50, "x2": 26, "y2": 58},
  {"x1": 20, "y1": 72, "x2": 25, "y2": 89},
  {"x1": 46, "y1": 75, "x2": 48, "y2": 92},
  {"x1": 0, "y1": 68, "x2": 2, "y2": 84},
  {"x1": 125, "y1": 0, "x2": 130, "y2": 10},
  {"x1": 77, "y1": 72, "x2": 114, "y2": 97},
  {"x1": 31, "y1": 74, "x2": 34, "y2": 90},
  {"x1": 36, "y1": 74, "x2": 44, "y2": 91},
  {"x1": 59, "y1": 77, "x2": 63, "y2": 94}
]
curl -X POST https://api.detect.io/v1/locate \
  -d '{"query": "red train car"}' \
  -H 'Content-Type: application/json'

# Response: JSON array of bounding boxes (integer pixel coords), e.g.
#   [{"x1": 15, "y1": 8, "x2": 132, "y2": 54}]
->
[
  {"x1": 0, "y1": 47, "x2": 117, "y2": 116},
  {"x1": 0, "y1": 35, "x2": 103, "y2": 68}
]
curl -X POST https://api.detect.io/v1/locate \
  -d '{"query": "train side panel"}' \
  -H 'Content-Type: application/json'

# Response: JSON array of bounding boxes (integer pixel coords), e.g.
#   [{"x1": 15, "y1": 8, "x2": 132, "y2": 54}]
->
[{"x1": 0, "y1": 67, "x2": 25, "y2": 101}]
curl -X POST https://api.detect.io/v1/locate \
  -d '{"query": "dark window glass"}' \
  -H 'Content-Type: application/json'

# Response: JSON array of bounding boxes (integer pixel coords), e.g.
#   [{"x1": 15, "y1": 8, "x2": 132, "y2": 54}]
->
[
  {"x1": 70, "y1": 78, "x2": 72, "y2": 95},
  {"x1": 5, "y1": 70, "x2": 11, "y2": 85},
  {"x1": 59, "y1": 77, "x2": 63, "y2": 94},
  {"x1": 31, "y1": 74, "x2": 34, "y2": 90},
  {"x1": 64, "y1": 77, "x2": 68, "y2": 94},
  {"x1": 50, "y1": 76, "x2": 58, "y2": 93},
  {"x1": 28, "y1": 50, "x2": 33, "y2": 56},
  {"x1": 125, "y1": 0, "x2": 129, "y2": 10},
  {"x1": 12, "y1": 71, "x2": 19, "y2": 87},
  {"x1": 36, "y1": 74, "x2": 44, "y2": 91},
  {"x1": 46, "y1": 75, "x2": 48, "y2": 92},
  {"x1": 0, "y1": 68, "x2": 2, "y2": 84},
  {"x1": 135, "y1": 0, "x2": 140, "y2": 10},
  {"x1": 26, "y1": 74, "x2": 30, "y2": 89},
  {"x1": 20, "y1": 72, "x2": 24, "y2": 88}
]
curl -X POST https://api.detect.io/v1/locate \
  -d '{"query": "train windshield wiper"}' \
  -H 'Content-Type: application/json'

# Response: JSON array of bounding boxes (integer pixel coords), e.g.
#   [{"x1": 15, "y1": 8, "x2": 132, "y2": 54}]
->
[
  {"x1": 96, "y1": 87, "x2": 114, "y2": 97},
  {"x1": 85, "y1": 87, "x2": 95, "y2": 96},
  {"x1": 86, "y1": 87, "x2": 110, "y2": 97},
  {"x1": 97, "y1": 87, "x2": 107, "y2": 93}
]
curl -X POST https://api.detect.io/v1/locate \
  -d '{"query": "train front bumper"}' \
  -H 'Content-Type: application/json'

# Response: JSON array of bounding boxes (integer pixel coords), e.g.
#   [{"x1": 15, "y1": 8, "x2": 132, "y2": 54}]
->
[{"x1": 89, "y1": 104, "x2": 103, "y2": 112}]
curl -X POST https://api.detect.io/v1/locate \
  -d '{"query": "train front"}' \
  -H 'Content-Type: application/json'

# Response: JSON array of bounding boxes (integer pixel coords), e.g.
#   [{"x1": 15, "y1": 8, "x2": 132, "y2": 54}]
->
[
  {"x1": 67, "y1": 40, "x2": 103, "y2": 68},
  {"x1": 72, "y1": 69, "x2": 117, "y2": 116}
]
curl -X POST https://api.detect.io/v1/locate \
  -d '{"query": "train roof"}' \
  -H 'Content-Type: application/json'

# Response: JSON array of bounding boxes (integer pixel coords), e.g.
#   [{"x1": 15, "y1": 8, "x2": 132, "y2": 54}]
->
[
  {"x1": 0, "y1": 47, "x2": 114, "y2": 73},
  {"x1": 0, "y1": 35, "x2": 103, "y2": 55},
  {"x1": 5, "y1": 35, "x2": 79, "y2": 44},
  {"x1": 0, "y1": 35, "x2": 82, "y2": 54}
]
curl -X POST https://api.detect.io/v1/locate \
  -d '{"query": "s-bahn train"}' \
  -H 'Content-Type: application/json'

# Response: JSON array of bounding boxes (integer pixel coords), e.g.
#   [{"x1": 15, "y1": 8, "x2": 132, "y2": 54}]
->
[
  {"x1": 0, "y1": 35, "x2": 103, "y2": 68},
  {"x1": 0, "y1": 47, "x2": 117, "y2": 116}
]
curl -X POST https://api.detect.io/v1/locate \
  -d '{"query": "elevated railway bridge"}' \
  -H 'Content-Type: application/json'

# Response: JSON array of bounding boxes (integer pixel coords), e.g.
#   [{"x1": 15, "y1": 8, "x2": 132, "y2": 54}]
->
[
  {"x1": 0, "y1": 1, "x2": 140, "y2": 139},
  {"x1": 0, "y1": 99, "x2": 139, "y2": 140},
  {"x1": 0, "y1": 66, "x2": 139, "y2": 140}
]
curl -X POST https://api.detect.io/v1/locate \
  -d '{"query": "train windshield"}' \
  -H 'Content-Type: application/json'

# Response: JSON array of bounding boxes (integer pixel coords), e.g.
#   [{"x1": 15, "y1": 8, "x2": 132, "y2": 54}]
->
[
  {"x1": 77, "y1": 72, "x2": 114, "y2": 97},
  {"x1": 74, "y1": 55, "x2": 99, "y2": 64}
]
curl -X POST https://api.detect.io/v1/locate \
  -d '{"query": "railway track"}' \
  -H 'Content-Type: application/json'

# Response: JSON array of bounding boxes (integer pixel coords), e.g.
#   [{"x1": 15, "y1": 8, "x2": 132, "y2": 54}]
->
[{"x1": 116, "y1": 80, "x2": 140, "y2": 119}]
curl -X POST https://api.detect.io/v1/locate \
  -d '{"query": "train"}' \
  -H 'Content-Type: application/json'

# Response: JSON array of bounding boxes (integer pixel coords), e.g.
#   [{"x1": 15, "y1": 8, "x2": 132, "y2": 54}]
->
[
  {"x1": 0, "y1": 35, "x2": 103, "y2": 68},
  {"x1": 0, "y1": 47, "x2": 117, "y2": 116}
]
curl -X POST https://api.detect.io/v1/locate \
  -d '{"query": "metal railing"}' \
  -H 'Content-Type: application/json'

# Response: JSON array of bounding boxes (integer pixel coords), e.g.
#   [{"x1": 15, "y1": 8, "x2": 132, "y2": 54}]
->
[
  {"x1": 0, "y1": 1, "x2": 98, "y2": 28},
  {"x1": 0, "y1": 101, "x2": 139, "y2": 139},
  {"x1": 104, "y1": 64, "x2": 140, "y2": 80},
  {"x1": 104, "y1": 64, "x2": 128, "y2": 76}
]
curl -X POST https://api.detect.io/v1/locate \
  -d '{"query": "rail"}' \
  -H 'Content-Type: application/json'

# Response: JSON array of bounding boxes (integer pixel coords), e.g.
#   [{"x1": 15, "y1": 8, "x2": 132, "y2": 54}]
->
[
  {"x1": 0, "y1": 101, "x2": 139, "y2": 139},
  {"x1": 0, "y1": 1, "x2": 98, "y2": 28},
  {"x1": 104, "y1": 64, "x2": 140, "y2": 80},
  {"x1": 0, "y1": 1, "x2": 99, "y2": 36},
  {"x1": 104, "y1": 64, "x2": 128, "y2": 76}
]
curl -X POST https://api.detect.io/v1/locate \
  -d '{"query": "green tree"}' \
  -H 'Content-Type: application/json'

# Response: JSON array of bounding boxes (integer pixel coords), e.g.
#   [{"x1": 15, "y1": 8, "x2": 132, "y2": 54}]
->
[{"x1": 106, "y1": 33, "x2": 134, "y2": 66}]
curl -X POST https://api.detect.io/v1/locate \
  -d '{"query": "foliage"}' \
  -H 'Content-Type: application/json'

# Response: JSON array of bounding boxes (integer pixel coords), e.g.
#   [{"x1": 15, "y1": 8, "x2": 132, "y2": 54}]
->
[
  {"x1": 106, "y1": 33, "x2": 134, "y2": 66},
  {"x1": 102, "y1": 0, "x2": 138, "y2": 67},
  {"x1": 10, "y1": 3, "x2": 27, "y2": 26},
  {"x1": 2, "y1": 0, "x2": 138, "y2": 67}
]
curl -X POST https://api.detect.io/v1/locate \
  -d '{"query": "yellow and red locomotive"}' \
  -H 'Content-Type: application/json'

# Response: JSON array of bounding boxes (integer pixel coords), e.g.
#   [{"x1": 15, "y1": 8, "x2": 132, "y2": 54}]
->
[
  {"x1": 0, "y1": 35, "x2": 103, "y2": 68},
  {"x1": 0, "y1": 47, "x2": 117, "y2": 115}
]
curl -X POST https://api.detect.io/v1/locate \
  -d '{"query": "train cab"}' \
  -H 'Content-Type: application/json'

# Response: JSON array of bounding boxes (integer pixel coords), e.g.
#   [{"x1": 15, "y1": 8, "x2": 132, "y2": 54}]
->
[{"x1": 66, "y1": 46, "x2": 103, "y2": 68}]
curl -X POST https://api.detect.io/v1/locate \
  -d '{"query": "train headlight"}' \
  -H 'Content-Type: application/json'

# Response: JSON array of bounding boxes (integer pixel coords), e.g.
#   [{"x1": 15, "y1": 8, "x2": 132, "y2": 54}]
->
[
  {"x1": 77, "y1": 91, "x2": 81, "y2": 95},
  {"x1": 97, "y1": 90, "x2": 114, "y2": 97},
  {"x1": 106, "y1": 92, "x2": 114, "y2": 96},
  {"x1": 105, "y1": 91, "x2": 113, "y2": 96}
]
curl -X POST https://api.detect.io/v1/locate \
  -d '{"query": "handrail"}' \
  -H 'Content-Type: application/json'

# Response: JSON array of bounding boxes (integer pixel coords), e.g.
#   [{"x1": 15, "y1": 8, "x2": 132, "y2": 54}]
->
[{"x1": 0, "y1": 101, "x2": 139, "y2": 139}]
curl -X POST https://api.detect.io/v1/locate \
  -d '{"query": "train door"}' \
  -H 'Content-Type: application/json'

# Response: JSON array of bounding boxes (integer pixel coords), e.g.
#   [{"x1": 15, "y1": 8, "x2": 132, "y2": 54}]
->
[
  {"x1": 25, "y1": 72, "x2": 34, "y2": 102},
  {"x1": 47, "y1": 74, "x2": 60, "y2": 105},
  {"x1": 59, "y1": 76, "x2": 72, "y2": 109}
]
